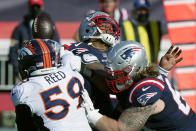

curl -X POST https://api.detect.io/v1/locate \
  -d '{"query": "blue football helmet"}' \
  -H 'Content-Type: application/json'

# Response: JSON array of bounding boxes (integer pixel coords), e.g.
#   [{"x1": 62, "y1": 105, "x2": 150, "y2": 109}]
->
[
  {"x1": 79, "y1": 11, "x2": 120, "y2": 47},
  {"x1": 18, "y1": 39, "x2": 60, "y2": 79},
  {"x1": 105, "y1": 40, "x2": 148, "y2": 94}
]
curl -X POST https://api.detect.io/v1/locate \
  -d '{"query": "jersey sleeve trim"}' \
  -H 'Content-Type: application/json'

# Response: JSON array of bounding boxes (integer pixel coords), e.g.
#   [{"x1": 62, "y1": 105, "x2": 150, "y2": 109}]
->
[{"x1": 129, "y1": 78, "x2": 165, "y2": 103}]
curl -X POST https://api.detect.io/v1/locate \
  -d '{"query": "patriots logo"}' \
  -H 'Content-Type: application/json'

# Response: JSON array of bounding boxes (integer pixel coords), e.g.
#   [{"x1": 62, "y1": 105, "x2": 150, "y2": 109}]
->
[
  {"x1": 71, "y1": 48, "x2": 89, "y2": 55},
  {"x1": 120, "y1": 48, "x2": 141, "y2": 60},
  {"x1": 137, "y1": 92, "x2": 157, "y2": 106}
]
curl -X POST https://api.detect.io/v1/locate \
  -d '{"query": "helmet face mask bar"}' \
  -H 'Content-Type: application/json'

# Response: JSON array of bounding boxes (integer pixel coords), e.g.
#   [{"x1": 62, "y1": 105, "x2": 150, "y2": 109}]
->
[
  {"x1": 105, "y1": 66, "x2": 134, "y2": 93},
  {"x1": 89, "y1": 15, "x2": 120, "y2": 39},
  {"x1": 105, "y1": 40, "x2": 148, "y2": 94},
  {"x1": 79, "y1": 11, "x2": 120, "y2": 46}
]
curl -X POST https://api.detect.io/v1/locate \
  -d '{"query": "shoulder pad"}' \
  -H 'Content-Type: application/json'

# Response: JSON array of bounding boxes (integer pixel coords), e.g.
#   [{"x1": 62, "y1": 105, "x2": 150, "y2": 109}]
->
[
  {"x1": 81, "y1": 53, "x2": 99, "y2": 64},
  {"x1": 11, "y1": 79, "x2": 33, "y2": 106},
  {"x1": 69, "y1": 42, "x2": 107, "y2": 65},
  {"x1": 61, "y1": 50, "x2": 81, "y2": 71},
  {"x1": 129, "y1": 78, "x2": 165, "y2": 106},
  {"x1": 11, "y1": 84, "x2": 25, "y2": 106}
]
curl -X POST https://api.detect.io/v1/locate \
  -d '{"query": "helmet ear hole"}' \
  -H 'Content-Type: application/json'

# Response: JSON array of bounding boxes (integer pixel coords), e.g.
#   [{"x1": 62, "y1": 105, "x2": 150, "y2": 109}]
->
[{"x1": 85, "y1": 29, "x2": 90, "y2": 33}]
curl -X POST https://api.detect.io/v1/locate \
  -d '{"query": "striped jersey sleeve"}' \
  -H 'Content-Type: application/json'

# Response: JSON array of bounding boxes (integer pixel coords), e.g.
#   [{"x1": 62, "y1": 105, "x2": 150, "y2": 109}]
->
[{"x1": 129, "y1": 78, "x2": 165, "y2": 106}]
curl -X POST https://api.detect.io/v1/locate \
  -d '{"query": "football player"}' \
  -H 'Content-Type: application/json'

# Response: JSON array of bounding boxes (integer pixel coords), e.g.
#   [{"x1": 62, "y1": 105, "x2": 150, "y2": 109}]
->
[
  {"x1": 73, "y1": 0, "x2": 128, "y2": 42},
  {"x1": 82, "y1": 41, "x2": 196, "y2": 131},
  {"x1": 66, "y1": 11, "x2": 183, "y2": 120},
  {"x1": 65, "y1": 11, "x2": 121, "y2": 118},
  {"x1": 11, "y1": 11, "x2": 90, "y2": 131},
  {"x1": 10, "y1": 39, "x2": 92, "y2": 131}
]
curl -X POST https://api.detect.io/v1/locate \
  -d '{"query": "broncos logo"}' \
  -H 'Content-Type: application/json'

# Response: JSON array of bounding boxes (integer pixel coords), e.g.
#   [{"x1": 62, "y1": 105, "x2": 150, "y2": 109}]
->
[
  {"x1": 24, "y1": 44, "x2": 36, "y2": 54},
  {"x1": 18, "y1": 47, "x2": 34, "y2": 60}
]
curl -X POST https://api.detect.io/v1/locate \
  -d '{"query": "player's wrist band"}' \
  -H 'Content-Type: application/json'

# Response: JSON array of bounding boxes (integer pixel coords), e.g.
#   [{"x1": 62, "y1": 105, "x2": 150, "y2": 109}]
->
[
  {"x1": 158, "y1": 66, "x2": 169, "y2": 76},
  {"x1": 88, "y1": 110, "x2": 103, "y2": 126}
]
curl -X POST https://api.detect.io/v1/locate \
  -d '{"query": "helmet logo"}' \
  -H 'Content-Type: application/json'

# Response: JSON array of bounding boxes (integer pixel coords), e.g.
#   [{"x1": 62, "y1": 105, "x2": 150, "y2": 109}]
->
[
  {"x1": 71, "y1": 48, "x2": 89, "y2": 55},
  {"x1": 120, "y1": 47, "x2": 142, "y2": 60},
  {"x1": 18, "y1": 47, "x2": 34, "y2": 60},
  {"x1": 121, "y1": 49, "x2": 135, "y2": 60},
  {"x1": 24, "y1": 44, "x2": 36, "y2": 54}
]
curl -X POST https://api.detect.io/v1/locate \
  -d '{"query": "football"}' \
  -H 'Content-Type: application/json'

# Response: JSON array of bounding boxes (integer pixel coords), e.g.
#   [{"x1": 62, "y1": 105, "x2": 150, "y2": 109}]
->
[{"x1": 32, "y1": 11, "x2": 55, "y2": 39}]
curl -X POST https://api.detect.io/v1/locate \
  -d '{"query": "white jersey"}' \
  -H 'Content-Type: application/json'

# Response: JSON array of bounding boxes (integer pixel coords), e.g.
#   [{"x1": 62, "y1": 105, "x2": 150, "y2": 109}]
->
[{"x1": 11, "y1": 54, "x2": 92, "y2": 131}]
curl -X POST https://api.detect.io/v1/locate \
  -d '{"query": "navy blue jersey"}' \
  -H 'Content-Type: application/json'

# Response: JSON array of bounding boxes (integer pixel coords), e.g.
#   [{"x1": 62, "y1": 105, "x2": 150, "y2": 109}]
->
[
  {"x1": 68, "y1": 42, "x2": 108, "y2": 65},
  {"x1": 118, "y1": 75, "x2": 196, "y2": 131},
  {"x1": 67, "y1": 42, "x2": 119, "y2": 118}
]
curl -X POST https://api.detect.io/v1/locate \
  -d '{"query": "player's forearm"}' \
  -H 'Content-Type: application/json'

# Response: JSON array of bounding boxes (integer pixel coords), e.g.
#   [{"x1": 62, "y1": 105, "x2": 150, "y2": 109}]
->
[
  {"x1": 95, "y1": 116, "x2": 120, "y2": 131},
  {"x1": 15, "y1": 104, "x2": 38, "y2": 131},
  {"x1": 118, "y1": 106, "x2": 153, "y2": 131},
  {"x1": 93, "y1": 106, "x2": 153, "y2": 131}
]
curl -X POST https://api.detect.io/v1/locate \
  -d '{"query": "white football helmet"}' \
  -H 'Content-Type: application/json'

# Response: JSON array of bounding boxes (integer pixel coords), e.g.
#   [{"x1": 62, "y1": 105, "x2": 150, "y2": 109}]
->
[
  {"x1": 79, "y1": 11, "x2": 120, "y2": 47},
  {"x1": 105, "y1": 40, "x2": 148, "y2": 94}
]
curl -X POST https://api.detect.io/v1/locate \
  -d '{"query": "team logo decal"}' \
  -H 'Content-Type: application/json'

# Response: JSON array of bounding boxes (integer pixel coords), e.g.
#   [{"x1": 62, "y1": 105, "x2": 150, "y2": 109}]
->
[
  {"x1": 71, "y1": 48, "x2": 89, "y2": 55},
  {"x1": 18, "y1": 46, "x2": 35, "y2": 59},
  {"x1": 27, "y1": 45, "x2": 36, "y2": 53},
  {"x1": 82, "y1": 53, "x2": 99, "y2": 64},
  {"x1": 137, "y1": 92, "x2": 157, "y2": 106},
  {"x1": 121, "y1": 48, "x2": 141, "y2": 60}
]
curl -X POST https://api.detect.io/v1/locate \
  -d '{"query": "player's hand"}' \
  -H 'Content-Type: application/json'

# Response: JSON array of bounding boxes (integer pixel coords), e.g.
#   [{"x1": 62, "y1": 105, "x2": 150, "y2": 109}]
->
[
  {"x1": 81, "y1": 89, "x2": 103, "y2": 125},
  {"x1": 81, "y1": 89, "x2": 95, "y2": 111},
  {"x1": 159, "y1": 45, "x2": 183, "y2": 71}
]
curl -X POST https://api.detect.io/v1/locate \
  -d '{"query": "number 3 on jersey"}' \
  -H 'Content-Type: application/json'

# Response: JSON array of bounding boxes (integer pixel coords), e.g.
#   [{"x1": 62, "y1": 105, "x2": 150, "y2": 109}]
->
[{"x1": 40, "y1": 77, "x2": 83, "y2": 120}]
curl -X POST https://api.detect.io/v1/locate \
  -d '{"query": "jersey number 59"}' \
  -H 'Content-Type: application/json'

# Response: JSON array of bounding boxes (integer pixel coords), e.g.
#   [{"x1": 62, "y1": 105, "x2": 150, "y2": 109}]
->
[{"x1": 40, "y1": 77, "x2": 83, "y2": 120}]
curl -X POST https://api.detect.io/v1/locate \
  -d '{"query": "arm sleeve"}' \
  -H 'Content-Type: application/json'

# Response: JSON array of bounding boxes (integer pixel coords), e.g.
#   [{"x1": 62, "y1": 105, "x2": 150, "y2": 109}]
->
[
  {"x1": 130, "y1": 78, "x2": 165, "y2": 107},
  {"x1": 15, "y1": 104, "x2": 38, "y2": 131},
  {"x1": 60, "y1": 50, "x2": 81, "y2": 72},
  {"x1": 10, "y1": 85, "x2": 24, "y2": 106},
  {"x1": 158, "y1": 65, "x2": 169, "y2": 76}
]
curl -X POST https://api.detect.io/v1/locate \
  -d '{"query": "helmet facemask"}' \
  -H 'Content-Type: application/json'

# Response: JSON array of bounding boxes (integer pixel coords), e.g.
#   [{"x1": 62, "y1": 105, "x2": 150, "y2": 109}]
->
[
  {"x1": 90, "y1": 15, "x2": 120, "y2": 46},
  {"x1": 105, "y1": 66, "x2": 135, "y2": 94},
  {"x1": 80, "y1": 12, "x2": 120, "y2": 47}
]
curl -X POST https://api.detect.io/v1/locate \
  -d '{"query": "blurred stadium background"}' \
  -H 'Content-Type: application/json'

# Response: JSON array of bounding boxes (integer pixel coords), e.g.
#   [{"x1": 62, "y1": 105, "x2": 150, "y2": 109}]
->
[{"x1": 0, "y1": 0, "x2": 195, "y2": 130}]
